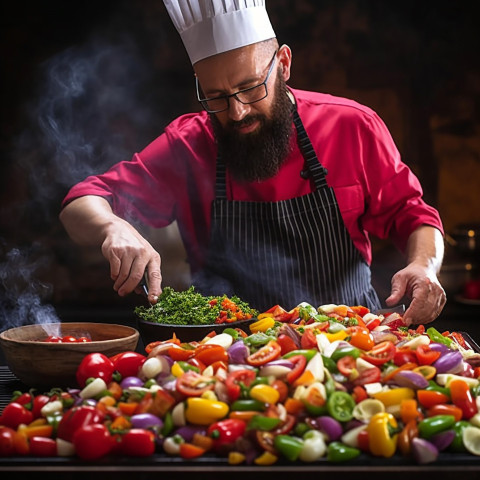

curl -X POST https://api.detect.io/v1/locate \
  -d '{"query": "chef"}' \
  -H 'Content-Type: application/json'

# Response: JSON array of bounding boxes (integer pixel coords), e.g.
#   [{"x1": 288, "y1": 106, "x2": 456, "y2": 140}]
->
[{"x1": 59, "y1": 0, "x2": 446, "y2": 325}]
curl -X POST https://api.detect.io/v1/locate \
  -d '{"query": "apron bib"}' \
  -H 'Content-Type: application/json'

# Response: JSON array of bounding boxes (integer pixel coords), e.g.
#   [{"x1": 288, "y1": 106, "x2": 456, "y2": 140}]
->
[{"x1": 192, "y1": 106, "x2": 381, "y2": 312}]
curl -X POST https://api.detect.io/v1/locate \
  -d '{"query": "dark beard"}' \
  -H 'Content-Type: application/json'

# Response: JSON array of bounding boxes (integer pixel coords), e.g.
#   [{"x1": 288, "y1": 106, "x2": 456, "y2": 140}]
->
[{"x1": 210, "y1": 74, "x2": 294, "y2": 183}]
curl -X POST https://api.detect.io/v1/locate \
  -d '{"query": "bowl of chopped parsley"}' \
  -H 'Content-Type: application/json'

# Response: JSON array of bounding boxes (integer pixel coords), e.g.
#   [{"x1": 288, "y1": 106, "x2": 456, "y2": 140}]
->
[{"x1": 134, "y1": 286, "x2": 258, "y2": 344}]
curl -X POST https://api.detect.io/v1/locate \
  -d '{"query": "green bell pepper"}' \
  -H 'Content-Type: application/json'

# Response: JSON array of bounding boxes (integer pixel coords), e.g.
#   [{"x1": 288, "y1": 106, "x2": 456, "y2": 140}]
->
[
  {"x1": 331, "y1": 346, "x2": 361, "y2": 362},
  {"x1": 283, "y1": 349, "x2": 318, "y2": 362}
]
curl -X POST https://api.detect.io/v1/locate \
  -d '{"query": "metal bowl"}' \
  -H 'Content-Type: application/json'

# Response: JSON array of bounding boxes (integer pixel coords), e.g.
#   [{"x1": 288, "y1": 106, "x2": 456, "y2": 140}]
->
[
  {"x1": 137, "y1": 317, "x2": 257, "y2": 345},
  {"x1": 0, "y1": 322, "x2": 139, "y2": 388}
]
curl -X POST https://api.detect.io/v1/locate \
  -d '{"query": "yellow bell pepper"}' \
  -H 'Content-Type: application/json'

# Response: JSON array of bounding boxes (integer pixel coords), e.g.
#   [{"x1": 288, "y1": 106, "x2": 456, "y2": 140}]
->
[
  {"x1": 249, "y1": 317, "x2": 275, "y2": 333},
  {"x1": 367, "y1": 412, "x2": 399, "y2": 457},
  {"x1": 185, "y1": 397, "x2": 229, "y2": 425},
  {"x1": 324, "y1": 330, "x2": 348, "y2": 342},
  {"x1": 228, "y1": 451, "x2": 246, "y2": 464},
  {"x1": 254, "y1": 450, "x2": 278, "y2": 465},
  {"x1": 249, "y1": 384, "x2": 280, "y2": 404},
  {"x1": 372, "y1": 387, "x2": 414, "y2": 407},
  {"x1": 171, "y1": 362, "x2": 184, "y2": 378}
]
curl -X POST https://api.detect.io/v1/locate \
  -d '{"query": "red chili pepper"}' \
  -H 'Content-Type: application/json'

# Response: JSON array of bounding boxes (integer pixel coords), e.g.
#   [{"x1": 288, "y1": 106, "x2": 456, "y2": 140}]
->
[
  {"x1": 207, "y1": 418, "x2": 246, "y2": 450},
  {"x1": 449, "y1": 379, "x2": 478, "y2": 420}
]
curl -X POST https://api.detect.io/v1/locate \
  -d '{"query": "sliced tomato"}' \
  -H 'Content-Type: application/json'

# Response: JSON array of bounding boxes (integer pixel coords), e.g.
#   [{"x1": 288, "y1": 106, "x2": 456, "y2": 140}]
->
[
  {"x1": 194, "y1": 344, "x2": 228, "y2": 365},
  {"x1": 352, "y1": 385, "x2": 368, "y2": 403},
  {"x1": 176, "y1": 371, "x2": 214, "y2": 397},
  {"x1": 271, "y1": 379, "x2": 289, "y2": 403},
  {"x1": 225, "y1": 369, "x2": 257, "y2": 401},
  {"x1": 285, "y1": 354, "x2": 307, "y2": 384},
  {"x1": 415, "y1": 344, "x2": 441, "y2": 366},
  {"x1": 168, "y1": 345, "x2": 196, "y2": 361},
  {"x1": 300, "y1": 329, "x2": 317, "y2": 349},
  {"x1": 393, "y1": 348, "x2": 418, "y2": 366},
  {"x1": 246, "y1": 340, "x2": 281, "y2": 366},
  {"x1": 277, "y1": 334, "x2": 298, "y2": 355},
  {"x1": 361, "y1": 340, "x2": 396, "y2": 365},
  {"x1": 352, "y1": 366, "x2": 381, "y2": 386},
  {"x1": 350, "y1": 306, "x2": 370, "y2": 317},
  {"x1": 337, "y1": 355, "x2": 357, "y2": 378}
]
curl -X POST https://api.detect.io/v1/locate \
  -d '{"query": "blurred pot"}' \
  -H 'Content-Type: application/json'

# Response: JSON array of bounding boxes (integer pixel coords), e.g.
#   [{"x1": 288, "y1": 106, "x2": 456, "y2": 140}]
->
[
  {"x1": 439, "y1": 261, "x2": 479, "y2": 295},
  {"x1": 447, "y1": 223, "x2": 480, "y2": 258}
]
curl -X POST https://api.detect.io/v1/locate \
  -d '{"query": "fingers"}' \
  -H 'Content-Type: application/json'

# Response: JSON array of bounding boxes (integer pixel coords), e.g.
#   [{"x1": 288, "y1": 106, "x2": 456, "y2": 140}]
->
[
  {"x1": 385, "y1": 273, "x2": 407, "y2": 307},
  {"x1": 402, "y1": 280, "x2": 447, "y2": 326},
  {"x1": 145, "y1": 258, "x2": 162, "y2": 304}
]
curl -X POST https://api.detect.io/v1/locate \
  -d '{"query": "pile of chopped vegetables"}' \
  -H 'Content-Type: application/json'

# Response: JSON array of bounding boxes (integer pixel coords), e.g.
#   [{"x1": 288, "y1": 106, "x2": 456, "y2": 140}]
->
[
  {"x1": 2, "y1": 301, "x2": 480, "y2": 464},
  {"x1": 134, "y1": 286, "x2": 257, "y2": 325}
]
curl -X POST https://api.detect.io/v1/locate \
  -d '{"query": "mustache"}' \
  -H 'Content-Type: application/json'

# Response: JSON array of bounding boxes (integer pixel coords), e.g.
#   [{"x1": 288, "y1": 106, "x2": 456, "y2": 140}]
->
[{"x1": 228, "y1": 115, "x2": 264, "y2": 131}]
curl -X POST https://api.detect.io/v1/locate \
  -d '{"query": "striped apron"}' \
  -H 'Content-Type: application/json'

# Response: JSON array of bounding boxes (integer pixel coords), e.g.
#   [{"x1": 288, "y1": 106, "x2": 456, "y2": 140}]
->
[{"x1": 192, "y1": 106, "x2": 381, "y2": 312}]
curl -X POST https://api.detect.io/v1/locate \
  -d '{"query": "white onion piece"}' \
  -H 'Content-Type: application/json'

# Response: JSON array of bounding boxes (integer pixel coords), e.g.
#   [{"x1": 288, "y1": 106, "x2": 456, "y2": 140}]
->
[
  {"x1": 205, "y1": 333, "x2": 233, "y2": 349},
  {"x1": 463, "y1": 426, "x2": 480, "y2": 456},
  {"x1": 259, "y1": 365, "x2": 291, "y2": 378}
]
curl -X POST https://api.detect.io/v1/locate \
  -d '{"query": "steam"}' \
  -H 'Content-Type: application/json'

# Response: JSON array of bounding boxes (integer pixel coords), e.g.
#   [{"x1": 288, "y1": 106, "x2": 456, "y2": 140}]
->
[
  {"x1": 0, "y1": 244, "x2": 60, "y2": 330},
  {"x1": 1, "y1": 6, "x2": 164, "y2": 332}
]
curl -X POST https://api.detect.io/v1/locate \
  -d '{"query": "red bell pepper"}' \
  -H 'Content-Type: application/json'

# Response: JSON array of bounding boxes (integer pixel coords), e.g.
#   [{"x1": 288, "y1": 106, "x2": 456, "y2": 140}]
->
[
  {"x1": 207, "y1": 418, "x2": 246, "y2": 451},
  {"x1": 76, "y1": 352, "x2": 115, "y2": 387}
]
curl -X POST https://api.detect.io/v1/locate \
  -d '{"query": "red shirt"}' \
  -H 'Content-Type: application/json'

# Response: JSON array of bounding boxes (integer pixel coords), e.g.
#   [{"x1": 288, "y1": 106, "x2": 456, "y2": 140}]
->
[{"x1": 62, "y1": 88, "x2": 443, "y2": 272}]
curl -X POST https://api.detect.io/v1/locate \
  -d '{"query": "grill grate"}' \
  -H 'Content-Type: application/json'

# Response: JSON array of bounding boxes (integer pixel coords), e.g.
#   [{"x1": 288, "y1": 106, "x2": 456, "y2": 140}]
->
[{"x1": 0, "y1": 366, "x2": 25, "y2": 412}]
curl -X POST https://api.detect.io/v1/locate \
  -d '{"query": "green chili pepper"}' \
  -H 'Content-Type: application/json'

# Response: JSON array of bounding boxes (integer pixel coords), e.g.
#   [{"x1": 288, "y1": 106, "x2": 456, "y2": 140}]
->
[
  {"x1": 331, "y1": 346, "x2": 361, "y2": 362},
  {"x1": 450, "y1": 420, "x2": 471, "y2": 452},
  {"x1": 426, "y1": 380, "x2": 451, "y2": 396},
  {"x1": 230, "y1": 399, "x2": 266, "y2": 412},
  {"x1": 426, "y1": 327, "x2": 453, "y2": 347},
  {"x1": 282, "y1": 349, "x2": 318, "y2": 362},
  {"x1": 250, "y1": 376, "x2": 270, "y2": 387},
  {"x1": 321, "y1": 355, "x2": 338, "y2": 373},
  {"x1": 222, "y1": 328, "x2": 240, "y2": 340},
  {"x1": 324, "y1": 376, "x2": 337, "y2": 397},
  {"x1": 247, "y1": 415, "x2": 282, "y2": 431},
  {"x1": 327, "y1": 391, "x2": 356, "y2": 422},
  {"x1": 418, "y1": 414, "x2": 456, "y2": 439},
  {"x1": 327, "y1": 441, "x2": 360, "y2": 462},
  {"x1": 294, "y1": 422, "x2": 311, "y2": 437},
  {"x1": 144, "y1": 378, "x2": 158, "y2": 389},
  {"x1": 177, "y1": 361, "x2": 200, "y2": 373},
  {"x1": 160, "y1": 411, "x2": 174, "y2": 437},
  {"x1": 274, "y1": 434, "x2": 304, "y2": 461}
]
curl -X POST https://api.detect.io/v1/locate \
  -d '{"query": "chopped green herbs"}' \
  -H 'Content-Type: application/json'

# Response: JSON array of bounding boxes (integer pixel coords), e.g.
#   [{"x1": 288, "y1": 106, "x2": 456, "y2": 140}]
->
[{"x1": 134, "y1": 286, "x2": 257, "y2": 326}]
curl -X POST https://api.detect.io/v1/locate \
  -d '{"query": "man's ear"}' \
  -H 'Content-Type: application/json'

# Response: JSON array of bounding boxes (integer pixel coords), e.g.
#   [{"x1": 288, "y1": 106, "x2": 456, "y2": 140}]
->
[{"x1": 278, "y1": 44, "x2": 292, "y2": 82}]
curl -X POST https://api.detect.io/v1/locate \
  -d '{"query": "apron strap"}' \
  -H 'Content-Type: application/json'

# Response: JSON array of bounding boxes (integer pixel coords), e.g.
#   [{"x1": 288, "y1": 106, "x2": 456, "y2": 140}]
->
[
  {"x1": 215, "y1": 154, "x2": 227, "y2": 199},
  {"x1": 292, "y1": 107, "x2": 329, "y2": 190}
]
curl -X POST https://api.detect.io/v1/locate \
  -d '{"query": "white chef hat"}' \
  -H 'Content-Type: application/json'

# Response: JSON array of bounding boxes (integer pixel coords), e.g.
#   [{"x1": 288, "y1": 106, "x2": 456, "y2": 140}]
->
[{"x1": 163, "y1": 0, "x2": 276, "y2": 65}]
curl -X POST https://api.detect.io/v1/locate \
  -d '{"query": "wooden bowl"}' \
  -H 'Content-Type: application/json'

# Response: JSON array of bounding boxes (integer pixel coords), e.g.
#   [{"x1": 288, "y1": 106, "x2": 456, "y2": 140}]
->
[
  {"x1": 137, "y1": 318, "x2": 257, "y2": 345},
  {"x1": 0, "y1": 322, "x2": 139, "y2": 388}
]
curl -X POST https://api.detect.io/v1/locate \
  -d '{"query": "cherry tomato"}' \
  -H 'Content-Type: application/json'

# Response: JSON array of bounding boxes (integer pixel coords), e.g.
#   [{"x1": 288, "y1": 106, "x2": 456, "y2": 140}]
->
[
  {"x1": 32, "y1": 394, "x2": 51, "y2": 419},
  {"x1": 337, "y1": 355, "x2": 357, "y2": 378},
  {"x1": 118, "y1": 428, "x2": 155, "y2": 457},
  {"x1": 76, "y1": 352, "x2": 115, "y2": 388},
  {"x1": 246, "y1": 341, "x2": 281, "y2": 366},
  {"x1": 0, "y1": 402, "x2": 34, "y2": 429},
  {"x1": 61, "y1": 335, "x2": 78, "y2": 343},
  {"x1": 29, "y1": 436, "x2": 57, "y2": 456},
  {"x1": 73, "y1": 424, "x2": 114, "y2": 460},
  {"x1": 348, "y1": 327, "x2": 374, "y2": 351},
  {"x1": 271, "y1": 379, "x2": 289, "y2": 403},
  {"x1": 0, "y1": 427, "x2": 16, "y2": 456},
  {"x1": 176, "y1": 371, "x2": 214, "y2": 397},
  {"x1": 361, "y1": 341, "x2": 396, "y2": 365},
  {"x1": 110, "y1": 351, "x2": 146, "y2": 378}
]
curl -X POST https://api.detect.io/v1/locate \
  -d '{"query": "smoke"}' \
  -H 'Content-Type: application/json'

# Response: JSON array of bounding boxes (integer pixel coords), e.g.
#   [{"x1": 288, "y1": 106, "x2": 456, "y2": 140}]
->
[{"x1": 1, "y1": 4, "x2": 166, "y2": 331}]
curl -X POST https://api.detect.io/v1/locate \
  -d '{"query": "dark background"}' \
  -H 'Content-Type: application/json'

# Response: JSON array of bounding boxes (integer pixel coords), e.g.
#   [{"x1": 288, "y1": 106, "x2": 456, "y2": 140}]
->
[{"x1": 1, "y1": 0, "x2": 479, "y2": 336}]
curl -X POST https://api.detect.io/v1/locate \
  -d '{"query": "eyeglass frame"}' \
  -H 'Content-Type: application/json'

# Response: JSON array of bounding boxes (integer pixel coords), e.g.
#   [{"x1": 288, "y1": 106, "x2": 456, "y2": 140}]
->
[{"x1": 195, "y1": 50, "x2": 278, "y2": 114}]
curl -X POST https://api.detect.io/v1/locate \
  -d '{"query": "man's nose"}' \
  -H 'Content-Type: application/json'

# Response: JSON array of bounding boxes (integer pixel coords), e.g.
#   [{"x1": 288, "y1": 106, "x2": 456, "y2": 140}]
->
[{"x1": 228, "y1": 97, "x2": 250, "y2": 121}]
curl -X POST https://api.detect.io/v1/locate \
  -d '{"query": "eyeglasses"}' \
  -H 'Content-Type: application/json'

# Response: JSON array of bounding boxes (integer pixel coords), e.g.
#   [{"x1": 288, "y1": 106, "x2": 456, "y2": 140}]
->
[{"x1": 196, "y1": 51, "x2": 278, "y2": 114}]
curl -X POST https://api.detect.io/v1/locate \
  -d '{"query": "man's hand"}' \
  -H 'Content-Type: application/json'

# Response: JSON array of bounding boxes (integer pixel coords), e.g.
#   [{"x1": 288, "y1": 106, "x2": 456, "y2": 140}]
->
[
  {"x1": 101, "y1": 220, "x2": 162, "y2": 304},
  {"x1": 385, "y1": 262, "x2": 446, "y2": 326}
]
